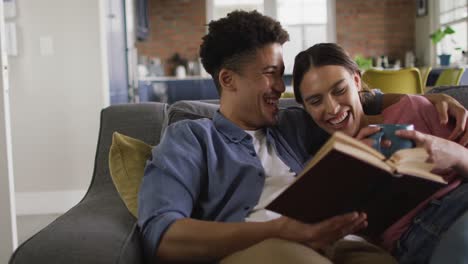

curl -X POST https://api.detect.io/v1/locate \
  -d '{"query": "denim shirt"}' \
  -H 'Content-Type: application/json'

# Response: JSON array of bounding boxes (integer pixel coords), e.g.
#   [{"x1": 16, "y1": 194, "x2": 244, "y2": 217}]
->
[
  {"x1": 138, "y1": 110, "x2": 316, "y2": 259},
  {"x1": 138, "y1": 91, "x2": 383, "y2": 260}
]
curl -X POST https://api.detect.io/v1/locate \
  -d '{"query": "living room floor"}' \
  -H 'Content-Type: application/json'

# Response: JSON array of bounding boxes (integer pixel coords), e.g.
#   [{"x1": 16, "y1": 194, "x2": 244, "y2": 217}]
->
[{"x1": 16, "y1": 214, "x2": 60, "y2": 245}]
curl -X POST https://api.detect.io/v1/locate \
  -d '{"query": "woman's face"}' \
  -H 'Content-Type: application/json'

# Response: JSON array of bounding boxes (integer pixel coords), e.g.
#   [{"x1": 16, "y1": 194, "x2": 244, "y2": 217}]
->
[{"x1": 299, "y1": 65, "x2": 365, "y2": 137}]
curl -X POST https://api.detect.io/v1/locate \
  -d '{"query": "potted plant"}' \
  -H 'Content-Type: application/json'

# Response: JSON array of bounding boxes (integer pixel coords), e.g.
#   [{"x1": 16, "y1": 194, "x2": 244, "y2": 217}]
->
[
  {"x1": 430, "y1": 26, "x2": 459, "y2": 66},
  {"x1": 354, "y1": 55, "x2": 373, "y2": 71}
]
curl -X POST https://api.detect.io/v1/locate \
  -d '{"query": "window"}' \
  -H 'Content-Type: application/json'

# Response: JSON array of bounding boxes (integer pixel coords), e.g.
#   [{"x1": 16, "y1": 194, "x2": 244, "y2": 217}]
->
[
  {"x1": 208, "y1": 0, "x2": 335, "y2": 74},
  {"x1": 278, "y1": 0, "x2": 331, "y2": 73},
  {"x1": 439, "y1": 0, "x2": 467, "y2": 64},
  {"x1": 212, "y1": 0, "x2": 263, "y2": 19}
]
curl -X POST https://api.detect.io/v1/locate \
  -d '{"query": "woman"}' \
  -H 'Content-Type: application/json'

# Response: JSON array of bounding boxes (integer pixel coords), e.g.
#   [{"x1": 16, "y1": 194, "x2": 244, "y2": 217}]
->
[{"x1": 292, "y1": 43, "x2": 468, "y2": 264}]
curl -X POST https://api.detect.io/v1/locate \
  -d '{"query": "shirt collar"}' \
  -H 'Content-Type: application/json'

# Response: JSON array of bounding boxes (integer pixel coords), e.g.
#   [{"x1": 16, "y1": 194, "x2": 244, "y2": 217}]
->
[{"x1": 213, "y1": 111, "x2": 267, "y2": 143}]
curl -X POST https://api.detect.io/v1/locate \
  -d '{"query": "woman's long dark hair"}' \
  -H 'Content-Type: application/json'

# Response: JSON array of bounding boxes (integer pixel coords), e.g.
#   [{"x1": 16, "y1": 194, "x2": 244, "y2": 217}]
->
[{"x1": 292, "y1": 43, "x2": 371, "y2": 104}]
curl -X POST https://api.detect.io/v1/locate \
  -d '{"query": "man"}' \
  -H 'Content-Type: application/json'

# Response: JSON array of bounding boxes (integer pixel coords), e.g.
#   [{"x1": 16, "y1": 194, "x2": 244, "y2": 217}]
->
[{"x1": 138, "y1": 10, "x2": 467, "y2": 263}]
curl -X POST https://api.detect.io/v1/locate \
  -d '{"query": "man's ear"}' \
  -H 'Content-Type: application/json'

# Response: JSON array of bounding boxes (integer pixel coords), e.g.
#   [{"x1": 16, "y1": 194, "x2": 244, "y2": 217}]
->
[{"x1": 218, "y1": 68, "x2": 236, "y2": 92}]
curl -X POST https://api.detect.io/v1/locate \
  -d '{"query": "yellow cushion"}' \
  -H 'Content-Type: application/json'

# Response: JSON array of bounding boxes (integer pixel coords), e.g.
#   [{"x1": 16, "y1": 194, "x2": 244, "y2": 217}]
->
[{"x1": 109, "y1": 132, "x2": 152, "y2": 217}]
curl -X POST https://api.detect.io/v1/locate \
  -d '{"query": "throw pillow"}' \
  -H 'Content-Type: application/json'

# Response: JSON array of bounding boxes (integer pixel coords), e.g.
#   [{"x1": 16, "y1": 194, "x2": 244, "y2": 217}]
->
[{"x1": 109, "y1": 132, "x2": 152, "y2": 217}]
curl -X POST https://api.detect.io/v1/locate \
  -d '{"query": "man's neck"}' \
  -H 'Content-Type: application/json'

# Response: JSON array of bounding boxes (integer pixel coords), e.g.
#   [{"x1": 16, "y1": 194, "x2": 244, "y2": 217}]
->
[{"x1": 219, "y1": 104, "x2": 262, "y2": 131}]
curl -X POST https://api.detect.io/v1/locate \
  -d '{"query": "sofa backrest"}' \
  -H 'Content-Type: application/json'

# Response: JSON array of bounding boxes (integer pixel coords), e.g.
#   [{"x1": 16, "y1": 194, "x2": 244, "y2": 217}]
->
[
  {"x1": 427, "y1": 85, "x2": 468, "y2": 108},
  {"x1": 164, "y1": 86, "x2": 468, "y2": 130},
  {"x1": 86, "y1": 102, "x2": 168, "y2": 199},
  {"x1": 162, "y1": 98, "x2": 300, "y2": 136}
]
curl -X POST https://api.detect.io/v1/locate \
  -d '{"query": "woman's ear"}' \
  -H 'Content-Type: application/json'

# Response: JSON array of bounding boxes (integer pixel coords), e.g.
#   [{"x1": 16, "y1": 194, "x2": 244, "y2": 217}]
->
[
  {"x1": 354, "y1": 72, "x2": 362, "y2": 91},
  {"x1": 218, "y1": 69, "x2": 236, "y2": 92}
]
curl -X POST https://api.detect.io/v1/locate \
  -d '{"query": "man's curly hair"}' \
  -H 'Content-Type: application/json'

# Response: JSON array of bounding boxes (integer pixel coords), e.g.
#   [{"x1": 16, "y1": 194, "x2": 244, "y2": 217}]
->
[{"x1": 199, "y1": 10, "x2": 289, "y2": 94}]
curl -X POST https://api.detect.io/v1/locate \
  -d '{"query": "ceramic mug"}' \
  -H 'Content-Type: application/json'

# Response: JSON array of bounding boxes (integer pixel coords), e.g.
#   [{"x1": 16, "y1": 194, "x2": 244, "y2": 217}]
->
[{"x1": 367, "y1": 124, "x2": 415, "y2": 158}]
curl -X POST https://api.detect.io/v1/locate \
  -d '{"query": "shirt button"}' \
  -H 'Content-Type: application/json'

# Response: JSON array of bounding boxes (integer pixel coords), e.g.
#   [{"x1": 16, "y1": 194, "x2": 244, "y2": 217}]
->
[
  {"x1": 244, "y1": 206, "x2": 250, "y2": 211},
  {"x1": 250, "y1": 152, "x2": 256, "y2": 157},
  {"x1": 258, "y1": 172, "x2": 263, "y2": 177}
]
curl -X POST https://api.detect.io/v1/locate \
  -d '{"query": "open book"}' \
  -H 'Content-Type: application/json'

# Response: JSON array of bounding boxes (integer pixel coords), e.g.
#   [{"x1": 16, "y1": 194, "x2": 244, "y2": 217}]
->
[{"x1": 266, "y1": 131, "x2": 447, "y2": 237}]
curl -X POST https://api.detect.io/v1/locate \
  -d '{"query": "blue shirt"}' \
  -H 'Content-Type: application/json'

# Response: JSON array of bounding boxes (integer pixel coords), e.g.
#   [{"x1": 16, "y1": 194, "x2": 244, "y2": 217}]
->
[
  {"x1": 138, "y1": 108, "x2": 320, "y2": 259},
  {"x1": 138, "y1": 92, "x2": 383, "y2": 259}
]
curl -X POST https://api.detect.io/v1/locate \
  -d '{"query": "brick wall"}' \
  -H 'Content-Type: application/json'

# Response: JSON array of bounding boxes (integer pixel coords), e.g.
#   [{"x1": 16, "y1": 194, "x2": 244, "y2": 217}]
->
[
  {"x1": 136, "y1": 0, "x2": 416, "y2": 73},
  {"x1": 135, "y1": 0, "x2": 206, "y2": 75},
  {"x1": 336, "y1": 0, "x2": 416, "y2": 64}
]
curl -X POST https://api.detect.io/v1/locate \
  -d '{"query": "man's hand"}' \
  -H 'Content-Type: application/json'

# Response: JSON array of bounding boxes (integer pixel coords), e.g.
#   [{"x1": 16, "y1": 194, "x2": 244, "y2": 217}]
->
[
  {"x1": 424, "y1": 93, "x2": 468, "y2": 145},
  {"x1": 273, "y1": 212, "x2": 367, "y2": 251},
  {"x1": 156, "y1": 213, "x2": 366, "y2": 262},
  {"x1": 396, "y1": 130, "x2": 468, "y2": 176}
]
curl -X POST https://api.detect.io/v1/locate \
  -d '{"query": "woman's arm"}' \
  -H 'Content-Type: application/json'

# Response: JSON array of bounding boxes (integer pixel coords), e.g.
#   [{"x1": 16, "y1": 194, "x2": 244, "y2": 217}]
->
[
  {"x1": 424, "y1": 93, "x2": 468, "y2": 143},
  {"x1": 380, "y1": 93, "x2": 468, "y2": 145}
]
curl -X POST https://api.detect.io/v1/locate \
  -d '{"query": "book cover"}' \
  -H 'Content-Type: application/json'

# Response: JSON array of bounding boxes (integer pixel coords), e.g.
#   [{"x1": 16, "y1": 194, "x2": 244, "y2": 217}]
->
[{"x1": 266, "y1": 132, "x2": 446, "y2": 237}]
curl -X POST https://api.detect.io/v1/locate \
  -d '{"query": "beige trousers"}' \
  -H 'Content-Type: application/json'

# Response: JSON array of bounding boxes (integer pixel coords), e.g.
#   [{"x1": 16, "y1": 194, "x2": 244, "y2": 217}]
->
[{"x1": 221, "y1": 238, "x2": 397, "y2": 264}]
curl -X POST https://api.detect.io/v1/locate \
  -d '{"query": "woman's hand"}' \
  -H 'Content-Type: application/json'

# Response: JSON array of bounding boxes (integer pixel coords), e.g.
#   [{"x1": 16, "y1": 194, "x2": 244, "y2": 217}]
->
[
  {"x1": 355, "y1": 126, "x2": 391, "y2": 149},
  {"x1": 424, "y1": 93, "x2": 468, "y2": 145},
  {"x1": 396, "y1": 130, "x2": 468, "y2": 176}
]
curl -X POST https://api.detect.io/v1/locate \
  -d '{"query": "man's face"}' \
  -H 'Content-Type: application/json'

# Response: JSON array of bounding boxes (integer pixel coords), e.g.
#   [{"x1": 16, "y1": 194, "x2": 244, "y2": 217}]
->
[{"x1": 225, "y1": 43, "x2": 286, "y2": 130}]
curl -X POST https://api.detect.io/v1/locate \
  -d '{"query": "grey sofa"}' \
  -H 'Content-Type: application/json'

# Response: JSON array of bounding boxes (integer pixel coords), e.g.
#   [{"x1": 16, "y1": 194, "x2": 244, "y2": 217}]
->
[{"x1": 9, "y1": 86, "x2": 468, "y2": 264}]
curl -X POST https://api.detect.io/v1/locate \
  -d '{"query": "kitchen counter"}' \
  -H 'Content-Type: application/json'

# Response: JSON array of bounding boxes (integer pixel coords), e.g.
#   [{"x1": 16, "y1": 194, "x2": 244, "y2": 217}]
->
[
  {"x1": 138, "y1": 74, "x2": 294, "y2": 103},
  {"x1": 138, "y1": 76, "x2": 218, "y2": 103}
]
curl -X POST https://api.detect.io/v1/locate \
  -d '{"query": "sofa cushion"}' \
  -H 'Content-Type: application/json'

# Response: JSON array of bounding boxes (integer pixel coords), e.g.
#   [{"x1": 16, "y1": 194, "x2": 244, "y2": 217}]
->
[
  {"x1": 109, "y1": 132, "x2": 152, "y2": 217},
  {"x1": 168, "y1": 100, "x2": 219, "y2": 124},
  {"x1": 161, "y1": 100, "x2": 220, "y2": 137}
]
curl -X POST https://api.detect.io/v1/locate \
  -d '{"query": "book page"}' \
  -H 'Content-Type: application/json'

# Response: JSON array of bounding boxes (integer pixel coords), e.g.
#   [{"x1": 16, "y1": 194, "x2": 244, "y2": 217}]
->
[
  {"x1": 390, "y1": 148, "x2": 447, "y2": 184},
  {"x1": 396, "y1": 165, "x2": 446, "y2": 184},
  {"x1": 390, "y1": 147, "x2": 428, "y2": 164}
]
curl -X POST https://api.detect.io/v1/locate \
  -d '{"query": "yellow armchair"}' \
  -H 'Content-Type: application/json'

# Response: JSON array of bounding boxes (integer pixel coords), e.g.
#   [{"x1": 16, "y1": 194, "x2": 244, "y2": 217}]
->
[
  {"x1": 418, "y1": 66, "x2": 432, "y2": 88},
  {"x1": 362, "y1": 68, "x2": 423, "y2": 94},
  {"x1": 435, "y1": 68, "x2": 465, "y2": 86}
]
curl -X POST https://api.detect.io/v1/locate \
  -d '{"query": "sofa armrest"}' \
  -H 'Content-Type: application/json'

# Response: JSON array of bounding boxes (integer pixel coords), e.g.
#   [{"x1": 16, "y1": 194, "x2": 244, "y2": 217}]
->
[
  {"x1": 10, "y1": 102, "x2": 167, "y2": 264},
  {"x1": 9, "y1": 191, "x2": 143, "y2": 264}
]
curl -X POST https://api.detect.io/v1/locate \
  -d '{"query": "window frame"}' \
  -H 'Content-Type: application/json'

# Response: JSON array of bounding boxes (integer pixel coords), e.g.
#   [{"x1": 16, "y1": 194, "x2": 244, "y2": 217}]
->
[{"x1": 433, "y1": 0, "x2": 467, "y2": 65}]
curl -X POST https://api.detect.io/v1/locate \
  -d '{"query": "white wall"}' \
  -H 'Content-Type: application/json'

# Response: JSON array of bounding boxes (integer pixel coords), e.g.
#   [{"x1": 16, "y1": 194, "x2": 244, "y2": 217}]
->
[
  {"x1": 0, "y1": 0, "x2": 18, "y2": 260},
  {"x1": 8, "y1": 0, "x2": 108, "y2": 215}
]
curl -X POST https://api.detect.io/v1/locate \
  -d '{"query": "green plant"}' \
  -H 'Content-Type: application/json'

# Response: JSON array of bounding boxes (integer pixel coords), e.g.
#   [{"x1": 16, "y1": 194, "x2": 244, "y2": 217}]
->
[
  {"x1": 429, "y1": 26, "x2": 455, "y2": 45},
  {"x1": 430, "y1": 26, "x2": 462, "y2": 54},
  {"x1": 354, "y1": 55, "x2": 373, "y2": 71}
]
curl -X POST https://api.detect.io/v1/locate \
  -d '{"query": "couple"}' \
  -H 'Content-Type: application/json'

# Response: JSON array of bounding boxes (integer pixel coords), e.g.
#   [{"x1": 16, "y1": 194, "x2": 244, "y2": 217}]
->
[{"x1": 138, "y1": 10, "x2": 468, "y2": 264}]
